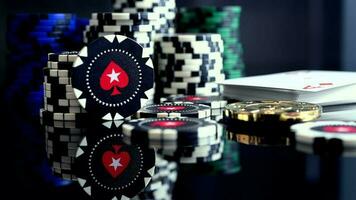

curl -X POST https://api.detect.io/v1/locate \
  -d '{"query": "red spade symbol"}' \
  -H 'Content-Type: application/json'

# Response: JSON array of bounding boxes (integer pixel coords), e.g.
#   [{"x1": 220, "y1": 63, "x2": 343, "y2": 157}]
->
[
  {"x1": 102, "y1": 145, "x2": 131, "y2": 178},
  {"x1": 100, "y1": 61, "x2": 129, "y2": 96}
]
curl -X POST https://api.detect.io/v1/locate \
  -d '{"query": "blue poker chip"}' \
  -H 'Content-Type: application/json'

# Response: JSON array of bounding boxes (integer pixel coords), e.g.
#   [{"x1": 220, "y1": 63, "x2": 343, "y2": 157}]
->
[{"x1": 71, "y1": 35, "x2": 154, "y2": 120}]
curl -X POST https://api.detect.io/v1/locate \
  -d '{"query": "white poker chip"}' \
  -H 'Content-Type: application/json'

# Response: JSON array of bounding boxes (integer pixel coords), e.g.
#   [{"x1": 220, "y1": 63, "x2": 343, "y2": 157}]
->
[{"x1": 291, "y1": 121, "x2": 356, "y2": 147}]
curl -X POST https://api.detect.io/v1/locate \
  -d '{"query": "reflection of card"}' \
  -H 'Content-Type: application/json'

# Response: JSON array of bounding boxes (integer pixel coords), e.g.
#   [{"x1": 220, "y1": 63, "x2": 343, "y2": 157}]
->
[{"x1": 221, "y1": 70, "x2": 356, "y2": 105}]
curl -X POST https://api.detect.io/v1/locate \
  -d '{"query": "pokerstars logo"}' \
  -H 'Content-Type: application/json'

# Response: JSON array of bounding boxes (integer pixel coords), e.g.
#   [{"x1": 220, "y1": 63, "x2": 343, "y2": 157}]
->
[
  {"x1": 102, "y1": 145, "x2": 131, "y2": 178},
  {"x1": 100, "y1": 61, "x2": 129, "y2": 96},
  {"x1": 150, "y1": 120, "x2": 186, "y2": 128},
  {"x1": 158, "y1": 105, "x2": 186, "y2": 111},
  {"x1": 320, "y1": 125, "x2": 356, "y2": 133}
]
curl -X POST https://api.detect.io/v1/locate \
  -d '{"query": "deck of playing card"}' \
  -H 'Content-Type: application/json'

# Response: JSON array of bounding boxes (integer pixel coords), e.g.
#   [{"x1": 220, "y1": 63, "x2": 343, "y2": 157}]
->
[{"x1": 221, "y1": 70, "x2": 356, "y2": 120}]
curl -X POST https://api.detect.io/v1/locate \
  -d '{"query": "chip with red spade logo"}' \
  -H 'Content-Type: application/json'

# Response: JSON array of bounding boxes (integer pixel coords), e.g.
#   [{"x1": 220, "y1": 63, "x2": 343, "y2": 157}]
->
[
  {"x1": 135, "y1": 102, "x2": 211, "y2": 119},
  {"x1": 74, "y1": 133, "x2": 156, "y2": 200},
  {"x1": 291, "y1": 121, "x2": 356, "y2": 148},
  {"x1": 71, "y1": 35, "x2": 154, "y2": 121},
  {"x1": 161, "y1": 95, "x2": 228, "y2": 109},
  {"x1": 122, "y1": 118, "x2": 223, "y2": 148}
]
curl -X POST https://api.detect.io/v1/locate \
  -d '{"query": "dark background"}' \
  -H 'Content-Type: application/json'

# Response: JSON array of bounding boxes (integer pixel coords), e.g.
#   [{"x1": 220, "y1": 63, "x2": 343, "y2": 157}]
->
[
  {"x1": 1, "y1": 1, "x2": 356, "y2": 199},
  {"x1": 1, "y1": 0, "x2": 356, "y2": 88}
]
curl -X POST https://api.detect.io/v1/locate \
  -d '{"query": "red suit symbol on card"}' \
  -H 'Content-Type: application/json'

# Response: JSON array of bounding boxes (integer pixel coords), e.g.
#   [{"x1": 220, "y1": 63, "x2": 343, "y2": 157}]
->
[
  {"x1": 100, "y1": 61, "x2": 129, "y2": 96},
  {"x1": 303, "y1": 83, "x2": 333, "y2": 90}
]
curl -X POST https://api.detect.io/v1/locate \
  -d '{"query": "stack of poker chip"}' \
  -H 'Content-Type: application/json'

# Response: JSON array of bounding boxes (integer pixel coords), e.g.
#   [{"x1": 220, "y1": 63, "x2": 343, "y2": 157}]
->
[
  {"x1": 41, "y1": 119, "x2": 86, "y2": 181},
  {"x1": 179, "y1": 139, "x2": 241, "y2": 175},
  {"x1": 134, "y1": 102, "x2": 212, "y2": 119},
  {"x1": 111, "y1": 0, "x2": 176, "y2": 34},
  {"x1": 176, "y1": 6, "x2": 245, "y2": 79},
  {"x1": 41, "y1": 51, "x2": 88, "y2": 121},
  {"x1": 155, "y1": 33, "x2": 225, "y2": 97},
  {"x1": 291, "y1": 121, "x2": 356, "y2": 156},
  {"x1": 135, "y1": 156, "x2": 178, "y2": 200},
  {"x1": 224, "y1": 101, "x2": 321, "y2": 147},
  {"x1": 83, "y1": 12, "x2": 159, "y2": 57},
  {"x1": 122, "y1": 118, "x2": 224, "y2": 164},
  {"x1": 160, "y1": 95, "x2": 228, "y2": 121},
  {"x1": 5, "y1": 13, "x2": 87, "y2": 117}
]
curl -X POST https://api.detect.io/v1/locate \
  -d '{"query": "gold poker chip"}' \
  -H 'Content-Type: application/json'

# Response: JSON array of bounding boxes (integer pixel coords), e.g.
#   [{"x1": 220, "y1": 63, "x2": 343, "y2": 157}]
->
[
  {"x1": 227, "y1": 131, "x2": 291, "y2": 146},
  {"x1": 224, "y1": 100, "x2": 321, "y2": 123}
]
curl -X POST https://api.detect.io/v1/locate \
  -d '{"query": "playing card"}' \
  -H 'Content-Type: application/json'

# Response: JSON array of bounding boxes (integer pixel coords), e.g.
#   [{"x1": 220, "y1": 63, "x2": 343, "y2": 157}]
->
[{"x1": 222, "y1": 70, "x2": 356, "y2": 93}]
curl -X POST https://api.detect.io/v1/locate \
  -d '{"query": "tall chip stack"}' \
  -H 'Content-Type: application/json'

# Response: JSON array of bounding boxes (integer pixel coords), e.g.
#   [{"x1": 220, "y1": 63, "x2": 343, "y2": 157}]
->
[
  {"x1": 111, "y1": 0, "x2": 176, "y2": 34},
  {"x1": 83, "y1": 12, "x2": 159, "y2": 57},
  {"x1": 176, "y1": 6, "x2": 245, "y2": 79},
  {"x1": 154, "y1": 33, "x2": 225, "y2": 98},
  {"x1": 5, "y1": 13, "x2": 87, "y2": 117},
  {"x1": 83, "y1": 13, "x2": 159, "y2": 101}
]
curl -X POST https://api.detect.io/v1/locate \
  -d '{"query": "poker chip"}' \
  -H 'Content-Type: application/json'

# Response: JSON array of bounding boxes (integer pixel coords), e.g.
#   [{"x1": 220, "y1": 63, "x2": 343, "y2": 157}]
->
[
  {"x1": 135, "y1": 102, "x2": 211, "y2": 119},
  {"x1": 83, "y1": 11, "x2": 159, "y2": 60},
  {"x1": 92, "y1": 12, "x2": 160, "y2": 21},
  {"x1": 41, "y1": 51, "x2": 89, "y2": 116},
  {"x1": 71, "y1": 35, "x2": 154, "y2": 120},
  {"x1": 159, "y1": 142, "x2": 223, "y2": 158},
  {"x1": 122, "y1": 118, "x2": 220, "y2": 140},
  {"x1": 111, "y1": 0, "x2": 176, "y2": 34},
  {"x1": 122, "y1": 118, "x2": 223, "y2": 145},
  {"x1": 161, "y1": 95, "x2": 227, "y2": 109},
  {"x1": 74, "y1": 133, "x2": 156, "y2": 200},
  {"x1": 40, "y1": 108, "x2": 89, "y2": 121},
  {"x1": 48, "y1": 51, "x2": 78, "y2": 62},
  {"x1": 224, "y1": 101, "x2": 322, "y2": 124},
  {"x1": 154, "y1": 33, "x2": 224, "y2": 98},
  {"x1": 178, "y1": 140, "x2": 241, "y2": 175},
  {"x1": 177, "y1": 6, "x2": 245, "y2": 79},
  {"x1": 291, "y1": 121, "x2": 356, "y2": 148},
  {"x1": 227, "y1": 131, "x2": 291, "y2": 147},
  {"x1": 42, "y1": 118, "x2": 87, "y2": 181},
  {"x1": 172, "y1": 150, "x2": 223, "y2": 164}
]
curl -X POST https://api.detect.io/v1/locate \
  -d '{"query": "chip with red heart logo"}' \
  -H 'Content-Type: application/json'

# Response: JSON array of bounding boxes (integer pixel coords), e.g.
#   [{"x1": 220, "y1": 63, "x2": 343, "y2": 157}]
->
[{"x1": 102, "y1": 145, "x2": 131, "y2": 178}]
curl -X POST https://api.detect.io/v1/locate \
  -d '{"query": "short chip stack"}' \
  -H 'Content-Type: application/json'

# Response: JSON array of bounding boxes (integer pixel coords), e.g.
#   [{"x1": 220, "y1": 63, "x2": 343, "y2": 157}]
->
[
  {"x1": 134, "y1": 102, "x2": 212, "y2": 119},
  {"x1": 160, "y1": 95, "x2": 228, "y2": 121},
  {"x1": 155, "y1": 33, "x2": 225, "y2": 97},
  {"x1": 42, "y1": 119, "x2": 86, "y2": 181},
  {"x1": 176, "y1": 6, "x2": 245, "y2": 79},
  {"x1": 41, "y1": 51, "x2": 88, "y2": 121},
  {"x1": 83, "y1": 12, "x2": 159, "y2": 57},
  {"x1": 122, "y1": 118, "x2": 224, "y2": 164},
  {"x1": 111, "y1": 0, "x2": 176, "y2": 34}
]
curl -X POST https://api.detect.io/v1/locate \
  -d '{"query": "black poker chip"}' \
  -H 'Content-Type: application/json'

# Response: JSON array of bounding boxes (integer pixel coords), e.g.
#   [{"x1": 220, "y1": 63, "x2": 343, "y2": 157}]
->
[
  {"x1": 135, "y1": 102, "x2": 211, "y2": 118},
  {"x1": 71, "y1": 34, "x2": 154, "y2": 120},
  {"x1": 161, "y1": 95, "x2": 228, "y2": 109},
  {"x1": 74, "y1": 133, "x2": 156, "y2": 200},
  {"x1": 122, "y1": 118, "x2": 222, "y2": 142}
]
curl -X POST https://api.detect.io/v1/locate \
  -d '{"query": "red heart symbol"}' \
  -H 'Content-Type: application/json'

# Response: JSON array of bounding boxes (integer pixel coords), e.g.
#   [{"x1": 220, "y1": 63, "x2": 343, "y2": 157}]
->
[
  {"x1": 102, "y1": 145, "x2": 131, "y2": 178},
  {"x1": 100, "y1": 61, "x2": 129, "y2": 96}
]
